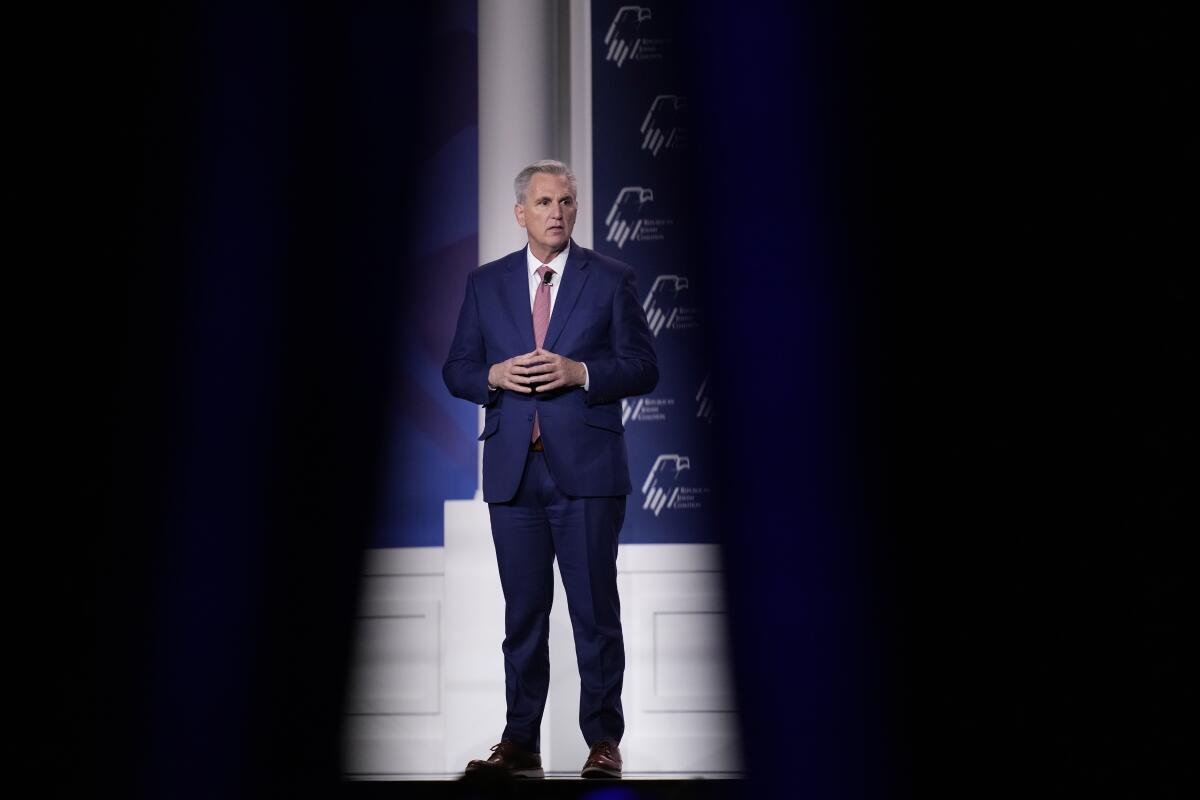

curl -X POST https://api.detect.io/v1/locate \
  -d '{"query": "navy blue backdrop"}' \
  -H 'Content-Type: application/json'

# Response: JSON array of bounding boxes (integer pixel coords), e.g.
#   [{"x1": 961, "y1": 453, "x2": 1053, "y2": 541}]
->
[
  {"x1": 592, "y1": 0, "x2": 717, "y2": 544},
  {"x1": 373, "y1": 2, "x2": 480, "y2": 548}
]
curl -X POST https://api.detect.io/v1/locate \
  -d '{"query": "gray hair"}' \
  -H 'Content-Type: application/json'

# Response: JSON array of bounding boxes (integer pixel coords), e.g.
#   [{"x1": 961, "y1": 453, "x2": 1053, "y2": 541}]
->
[{"x1": 514, "y1": 159, "x2": 577, "y2": 204}]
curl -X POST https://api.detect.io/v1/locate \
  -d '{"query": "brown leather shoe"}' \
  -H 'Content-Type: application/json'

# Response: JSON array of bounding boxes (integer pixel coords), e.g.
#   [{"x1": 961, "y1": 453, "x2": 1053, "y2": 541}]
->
[
  {"x1": 465, "y1": 740, "x2": 544, "y2": 779},
  {"x1": 581, "y1": 739, "x2": 622, "y2": 779}
]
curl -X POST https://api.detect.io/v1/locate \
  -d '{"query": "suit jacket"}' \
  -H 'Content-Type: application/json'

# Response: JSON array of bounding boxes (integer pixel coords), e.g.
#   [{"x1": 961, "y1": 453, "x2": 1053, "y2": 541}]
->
[{"x1": 443, "y1": 241, "x2": 659, "y2": 503}]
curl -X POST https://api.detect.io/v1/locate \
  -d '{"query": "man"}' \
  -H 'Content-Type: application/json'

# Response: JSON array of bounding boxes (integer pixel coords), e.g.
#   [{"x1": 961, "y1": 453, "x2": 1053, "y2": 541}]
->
[{"x1": 443, "y1": 160, "x2": 658, "y2": 779}]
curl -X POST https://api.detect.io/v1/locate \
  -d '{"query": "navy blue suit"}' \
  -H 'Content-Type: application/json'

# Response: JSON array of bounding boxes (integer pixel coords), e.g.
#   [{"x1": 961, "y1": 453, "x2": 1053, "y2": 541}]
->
[{"x1": 443, "y1": 241, "x2": 658, "y2": 750}]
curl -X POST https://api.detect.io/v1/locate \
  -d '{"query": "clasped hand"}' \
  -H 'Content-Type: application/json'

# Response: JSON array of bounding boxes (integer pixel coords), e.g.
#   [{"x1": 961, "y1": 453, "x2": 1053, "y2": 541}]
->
[{"x1": 488, "y1": 348, "x2": 585, "y2": 394}]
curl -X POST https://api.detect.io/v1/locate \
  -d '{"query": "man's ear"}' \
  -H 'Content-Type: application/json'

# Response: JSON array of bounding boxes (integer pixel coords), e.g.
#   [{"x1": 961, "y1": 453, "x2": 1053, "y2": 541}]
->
[{"x1": 514, "y1": 204, "x2": 526, "y2": 228}]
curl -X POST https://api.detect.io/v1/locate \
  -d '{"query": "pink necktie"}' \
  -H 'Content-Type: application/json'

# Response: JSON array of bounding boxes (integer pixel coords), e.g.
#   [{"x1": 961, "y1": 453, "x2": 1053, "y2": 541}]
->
[{"x1": 531, "y1": 264, "x2": 554, "y2": 442}]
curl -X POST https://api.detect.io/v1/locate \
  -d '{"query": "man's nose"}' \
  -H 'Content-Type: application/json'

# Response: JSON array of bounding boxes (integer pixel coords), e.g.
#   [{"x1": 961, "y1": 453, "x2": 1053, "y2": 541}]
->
[{"x1": 550, "y1": 204, "x2": 563, "y2": 218}]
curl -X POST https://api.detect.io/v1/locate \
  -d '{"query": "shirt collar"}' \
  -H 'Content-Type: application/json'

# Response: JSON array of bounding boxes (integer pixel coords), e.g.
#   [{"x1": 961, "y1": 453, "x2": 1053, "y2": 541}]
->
[{"x1": 526, "y1": 241, "x2": 571, "y2": 283}]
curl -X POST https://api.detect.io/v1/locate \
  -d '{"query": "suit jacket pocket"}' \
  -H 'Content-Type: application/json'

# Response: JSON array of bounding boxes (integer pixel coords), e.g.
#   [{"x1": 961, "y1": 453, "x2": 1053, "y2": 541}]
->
[{"x1": 583, "y1": 404, "x2": 624, "y2": 433}]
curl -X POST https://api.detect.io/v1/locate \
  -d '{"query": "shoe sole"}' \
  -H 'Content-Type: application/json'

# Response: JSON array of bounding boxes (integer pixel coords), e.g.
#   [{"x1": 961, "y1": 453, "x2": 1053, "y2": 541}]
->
[
  {"x1": 464, "y1": 766, "x2": 544, "y2": 779},
  {"x1": 581, "y1": 766, "x2": 622, "y2": 779}
]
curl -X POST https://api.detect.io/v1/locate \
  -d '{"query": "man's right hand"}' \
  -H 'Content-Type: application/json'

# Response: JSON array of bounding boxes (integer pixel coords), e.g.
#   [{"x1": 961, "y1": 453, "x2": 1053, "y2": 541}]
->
[{"x1": 488, "y1": 351, "x2": 543, "y2": 394}]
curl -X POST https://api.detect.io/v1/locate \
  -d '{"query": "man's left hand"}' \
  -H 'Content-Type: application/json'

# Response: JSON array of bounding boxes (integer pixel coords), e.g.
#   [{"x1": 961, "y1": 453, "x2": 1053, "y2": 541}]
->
[{"x1": 525, "y1": 348, "x2": 586, "y2": 392}]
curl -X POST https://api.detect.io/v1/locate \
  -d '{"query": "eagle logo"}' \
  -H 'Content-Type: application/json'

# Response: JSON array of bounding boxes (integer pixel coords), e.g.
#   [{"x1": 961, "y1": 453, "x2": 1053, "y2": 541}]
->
[
  {"x1": 642, "y1": 274, "x2": 690, "y2": 337},
  {"x1": 604, "y1": 6, "x2": 652, "y2": 67},
  {"x1": 642, "y1": 454, "x2": 691, "y2": 516},
  {"x1": 604, "y1": 186, "x2": 655, "y2": 249},
  {"x1": 641, "y1": 94, "x2": 686, "y2": 156}
]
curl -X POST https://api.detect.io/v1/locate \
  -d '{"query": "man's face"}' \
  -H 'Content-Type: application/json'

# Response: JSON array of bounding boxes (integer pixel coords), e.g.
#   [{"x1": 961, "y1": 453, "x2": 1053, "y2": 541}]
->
[{"x1": 515, "y1": 172, "x2": 577, "y2": 259}]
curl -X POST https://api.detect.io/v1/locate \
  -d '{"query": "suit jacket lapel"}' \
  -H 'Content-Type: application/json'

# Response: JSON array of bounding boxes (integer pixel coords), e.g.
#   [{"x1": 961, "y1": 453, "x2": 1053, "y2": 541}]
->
[
  {"x1": 543, "y1": 242, "x2": 590, "y2": 352},
  {"x1": 502, "y1": 249, "x2": 536, "y2": 353}
]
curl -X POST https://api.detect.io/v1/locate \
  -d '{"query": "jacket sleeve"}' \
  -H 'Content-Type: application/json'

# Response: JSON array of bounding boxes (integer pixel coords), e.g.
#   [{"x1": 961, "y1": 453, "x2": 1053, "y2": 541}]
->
[
  {"x1": 443, "y1": 271, "x2": 501, "y2": 407},
  {"x1": 583, "y1": 266, "x2": 659, "y2": 405}
]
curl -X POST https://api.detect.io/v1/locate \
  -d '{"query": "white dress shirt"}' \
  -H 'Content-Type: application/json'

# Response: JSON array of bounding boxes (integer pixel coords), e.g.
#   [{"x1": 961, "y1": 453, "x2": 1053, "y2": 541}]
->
[{"x1": 525, "y1": 241, "x2": 569, "y2": 312}]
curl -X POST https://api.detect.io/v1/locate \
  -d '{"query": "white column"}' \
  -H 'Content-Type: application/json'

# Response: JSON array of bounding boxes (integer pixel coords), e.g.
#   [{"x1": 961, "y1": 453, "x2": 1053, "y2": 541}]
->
[
  {"x1": 478, "y1": 0, "x2": 566, "y2": 265},
  {"x1": 474, "y1": 0, "x2": 573, "y2": 498},
  {"x1": 568, "y1": 0, "x2": 594, "y2": 249},
  {"x1": 542, "y1": 0, "x2": 596, "y2": 774},
  {"x1": 446, "y1": 0, "x2": 576, "y2": 774}
]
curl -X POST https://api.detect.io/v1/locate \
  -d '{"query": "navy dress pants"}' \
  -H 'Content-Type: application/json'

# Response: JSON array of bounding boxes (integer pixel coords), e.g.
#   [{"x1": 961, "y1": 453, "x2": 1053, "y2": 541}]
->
[{"x1": 487, "y1": 450, "x2": 626, "y2": 753}]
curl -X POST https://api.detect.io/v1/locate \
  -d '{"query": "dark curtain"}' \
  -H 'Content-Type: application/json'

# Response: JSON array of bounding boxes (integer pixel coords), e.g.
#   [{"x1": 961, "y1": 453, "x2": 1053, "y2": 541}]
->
[{"x1": 25, "y1": 3, "x2": 433, "y2": 797}]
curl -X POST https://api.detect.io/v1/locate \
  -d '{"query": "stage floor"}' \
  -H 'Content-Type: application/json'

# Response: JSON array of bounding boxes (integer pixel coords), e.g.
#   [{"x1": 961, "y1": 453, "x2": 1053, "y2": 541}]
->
[
  {"x1": 341, "y1": 774, "x2": 747, "y2": 799},
  {"x1": 346, "y1": 771, "x2": 744, "y2": 780}
]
